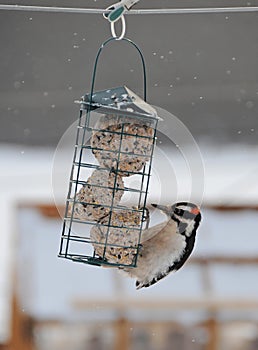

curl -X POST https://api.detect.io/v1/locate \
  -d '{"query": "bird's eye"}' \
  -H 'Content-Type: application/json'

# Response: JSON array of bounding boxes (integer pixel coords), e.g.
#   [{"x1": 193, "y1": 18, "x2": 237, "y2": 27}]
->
[{"x1": 175, "y1": 208, "x2": 184, "y2": 216}]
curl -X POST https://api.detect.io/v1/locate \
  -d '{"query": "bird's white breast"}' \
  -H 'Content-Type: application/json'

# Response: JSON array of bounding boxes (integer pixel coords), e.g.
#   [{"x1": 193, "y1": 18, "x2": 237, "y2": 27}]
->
[{"x1": 125, "y1": 220, "x2": 187, "y2": 283}]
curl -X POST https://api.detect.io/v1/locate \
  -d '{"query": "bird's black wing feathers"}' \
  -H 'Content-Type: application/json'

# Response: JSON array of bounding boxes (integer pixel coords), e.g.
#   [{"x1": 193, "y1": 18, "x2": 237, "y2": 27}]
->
[
  {"x1": 170, "y1": 234, "x2": 196, "y2": 272},
  {"x1": 136, "y1": 234, "x2": 196, "y2": 289},
  {"x1": 136, "y1": 212, "x2": 201, "y2": 289},
  {"x1": 136, "y1": 270, "x2": 169, "y2": 289},
  {"x1": 171, "y1": 214, "x2": 200, "y2": 272}
]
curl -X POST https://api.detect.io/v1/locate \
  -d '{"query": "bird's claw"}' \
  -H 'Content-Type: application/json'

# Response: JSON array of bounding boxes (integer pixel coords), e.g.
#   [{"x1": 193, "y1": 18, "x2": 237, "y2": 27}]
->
[{"x1": 142, "y1": 207, "x2": 150, "y2": 222}]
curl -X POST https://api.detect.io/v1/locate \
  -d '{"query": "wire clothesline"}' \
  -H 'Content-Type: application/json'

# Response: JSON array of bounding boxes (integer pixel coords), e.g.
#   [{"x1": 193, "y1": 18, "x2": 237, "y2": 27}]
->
[{"x1": 0, "y1": 4, "x2": 258, "y2": 14}]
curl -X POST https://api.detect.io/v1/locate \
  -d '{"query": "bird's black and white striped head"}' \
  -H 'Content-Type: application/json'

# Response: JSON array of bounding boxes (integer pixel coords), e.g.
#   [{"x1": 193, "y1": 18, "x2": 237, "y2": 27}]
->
[{"x1": 152, "y1": 202, "x2": 201, "y2": 236}]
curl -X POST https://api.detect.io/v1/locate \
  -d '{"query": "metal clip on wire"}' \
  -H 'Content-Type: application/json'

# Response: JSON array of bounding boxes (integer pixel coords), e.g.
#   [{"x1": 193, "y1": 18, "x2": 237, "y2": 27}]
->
[{"x1": 103, "y1": 0, "x2": 140, "y2": 40}]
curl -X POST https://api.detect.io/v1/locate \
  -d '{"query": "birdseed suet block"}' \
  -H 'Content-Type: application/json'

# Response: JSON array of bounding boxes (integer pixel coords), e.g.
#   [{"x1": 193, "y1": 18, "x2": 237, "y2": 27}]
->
[
  {"x1": 68, "y1": 169, "x2": 124, "y2": 221},
  {"x1": 91, "y1": 114, "x2": 154, "y2": 176},
  {"x1": 59, "y1": 86, "x2": 160, "y2": 267},
  {"x1": 90, "y1": 209, "x2": 142, "y2": 265}
]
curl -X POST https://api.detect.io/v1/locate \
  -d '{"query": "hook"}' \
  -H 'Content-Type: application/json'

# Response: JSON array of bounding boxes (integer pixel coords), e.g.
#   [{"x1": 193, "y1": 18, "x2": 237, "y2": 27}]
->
[
  {"x1": 103, "y1": 0, "x2": 140, "y2": 22},
  {"x1": 104, "y1": 1, "x2": 140, "y2": 39},
  {"x1": 110, "y1": 15, "x2": 126, "y2": 40}
]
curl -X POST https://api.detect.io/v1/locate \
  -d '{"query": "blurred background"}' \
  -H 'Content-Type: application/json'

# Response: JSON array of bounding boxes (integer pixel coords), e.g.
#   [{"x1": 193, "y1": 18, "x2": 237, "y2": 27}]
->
[{"x1": 1, "y1": 0, "x2": 258, "y2": 349}]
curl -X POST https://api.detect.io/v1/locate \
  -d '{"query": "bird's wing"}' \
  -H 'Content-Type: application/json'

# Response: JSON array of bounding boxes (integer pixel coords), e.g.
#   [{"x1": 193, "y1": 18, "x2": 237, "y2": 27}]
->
[{"x1": 140, "y1": 220, "x2": 168, "y2": 243}]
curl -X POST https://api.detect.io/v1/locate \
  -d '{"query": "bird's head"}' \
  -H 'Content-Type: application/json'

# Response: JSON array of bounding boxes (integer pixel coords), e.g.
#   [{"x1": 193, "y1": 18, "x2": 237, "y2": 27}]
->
[{"x1": 151, "y1": 202, "x2": 201, "y2": 236}]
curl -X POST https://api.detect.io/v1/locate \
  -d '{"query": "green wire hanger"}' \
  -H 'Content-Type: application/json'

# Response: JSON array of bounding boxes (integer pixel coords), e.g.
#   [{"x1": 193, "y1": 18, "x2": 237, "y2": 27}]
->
[{"x1": 88, "y1": 37, "x2": 147, "y2": 107}]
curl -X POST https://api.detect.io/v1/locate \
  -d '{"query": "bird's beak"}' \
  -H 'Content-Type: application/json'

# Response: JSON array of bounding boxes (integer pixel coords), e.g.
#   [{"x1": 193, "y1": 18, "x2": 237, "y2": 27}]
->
[{"x1": 151, "y1": 204, "x2": 172, "y2": 216}]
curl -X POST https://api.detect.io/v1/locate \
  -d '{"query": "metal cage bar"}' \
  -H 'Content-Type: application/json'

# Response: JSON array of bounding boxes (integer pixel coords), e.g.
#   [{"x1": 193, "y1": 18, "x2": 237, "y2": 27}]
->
[{"x1": 59, "y1": 37, "x2": 159, "y2": 268}]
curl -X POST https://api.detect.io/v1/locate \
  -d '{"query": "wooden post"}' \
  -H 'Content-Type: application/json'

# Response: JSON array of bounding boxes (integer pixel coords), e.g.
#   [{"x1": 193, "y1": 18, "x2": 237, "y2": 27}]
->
[
  {"x1": 8, "y1": 293, "x2": 35, "y2": 350},
  {"x1": 205, "y1": 317, "x2": 219, "y2": 350},
  {"x1": 114, "y1": 318, "x2": 130, "y2": 350}
]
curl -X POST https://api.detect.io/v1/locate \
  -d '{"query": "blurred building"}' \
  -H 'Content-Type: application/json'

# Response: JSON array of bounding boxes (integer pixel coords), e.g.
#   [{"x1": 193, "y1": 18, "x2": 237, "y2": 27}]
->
[
  {"x1": 1, "y1": 145, "x2": 258, "y2": 350},
  {"x1": 1, "y1": 1, "x2": 258, "y2": 349}
]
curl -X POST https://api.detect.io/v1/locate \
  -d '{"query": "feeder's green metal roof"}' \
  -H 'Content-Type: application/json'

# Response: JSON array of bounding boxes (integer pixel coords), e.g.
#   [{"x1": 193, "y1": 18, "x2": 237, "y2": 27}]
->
[{"x1": 81, "y1": 86, "x2": 161, "y2": 120}]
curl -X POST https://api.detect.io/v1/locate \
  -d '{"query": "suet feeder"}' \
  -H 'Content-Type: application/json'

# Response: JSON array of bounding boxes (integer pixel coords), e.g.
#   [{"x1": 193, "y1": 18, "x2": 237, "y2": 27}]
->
[{"x1": 58, "y1": 38, "x2": 161, "y2": 268}]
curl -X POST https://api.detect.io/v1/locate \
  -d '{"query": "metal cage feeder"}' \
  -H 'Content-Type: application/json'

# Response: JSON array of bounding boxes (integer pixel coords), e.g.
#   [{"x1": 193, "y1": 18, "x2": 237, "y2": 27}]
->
[{"x1": 59, "y1": 38, "x2": 161, "y2": 268}]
